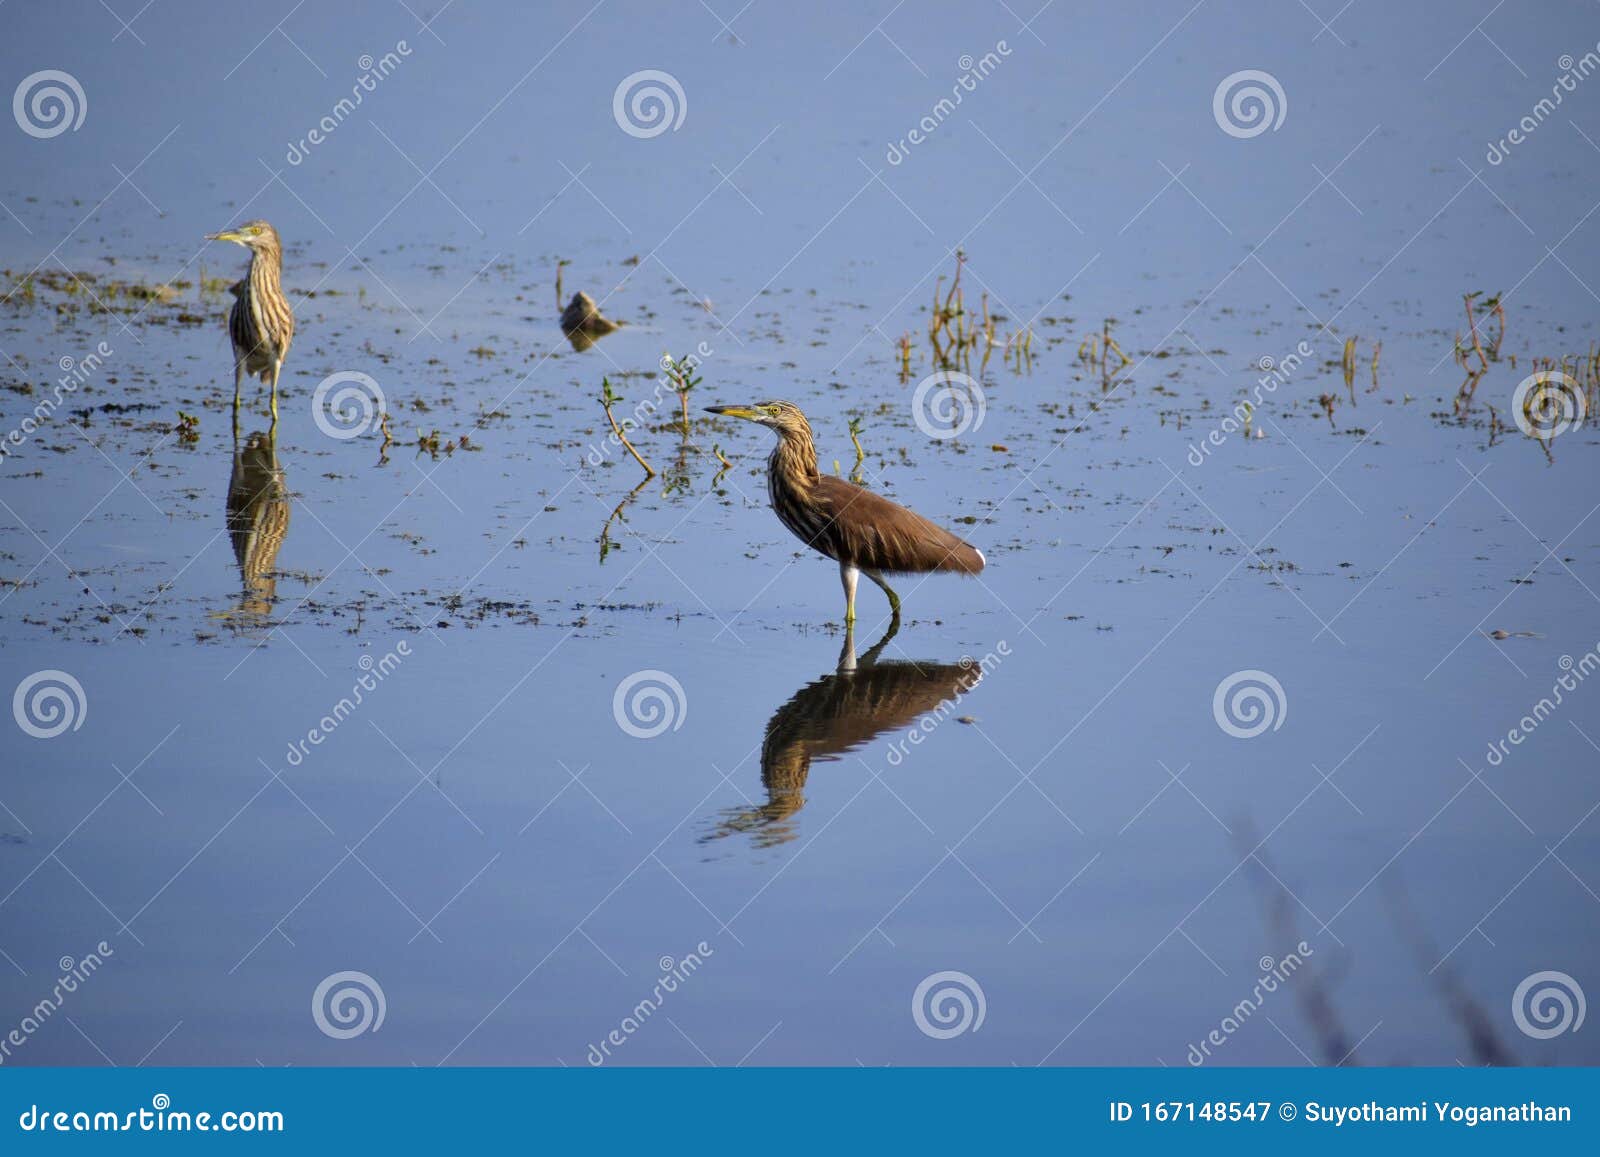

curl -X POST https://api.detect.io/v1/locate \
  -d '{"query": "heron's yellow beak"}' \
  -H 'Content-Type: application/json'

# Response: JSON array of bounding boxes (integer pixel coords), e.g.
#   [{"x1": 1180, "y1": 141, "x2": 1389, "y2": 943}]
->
[
  {"x1": 205, "y1": 229, "x2": 245, "y2": 244},
  {"x1": 705, "y1": 405, "x2": 761, "y2": 421}
]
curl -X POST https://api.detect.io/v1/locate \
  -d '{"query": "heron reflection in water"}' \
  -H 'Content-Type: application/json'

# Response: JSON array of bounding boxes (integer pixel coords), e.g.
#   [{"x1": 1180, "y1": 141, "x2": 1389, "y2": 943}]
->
[
  {"x1": 224, "y1": 426, "x2": 289, "y2": 622},
  {"x1": 702, "y1": 623, "x2": 982, "y2": 851}
]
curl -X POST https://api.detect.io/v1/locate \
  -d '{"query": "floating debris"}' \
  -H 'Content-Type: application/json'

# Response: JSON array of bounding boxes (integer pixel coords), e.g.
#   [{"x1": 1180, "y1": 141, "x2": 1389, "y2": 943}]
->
[{"x1": 561, "y1": 290, "x2": 625, "y2": 351}]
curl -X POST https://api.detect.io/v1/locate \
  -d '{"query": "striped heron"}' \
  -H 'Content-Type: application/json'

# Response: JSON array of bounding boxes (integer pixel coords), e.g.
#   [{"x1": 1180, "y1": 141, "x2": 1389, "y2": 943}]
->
[
  {"x1": 705, "y1": 400, "x2": 985, "y2": 624},
  {"x1": 205, "y1": 220, "x2": 293, "y2": 426}
]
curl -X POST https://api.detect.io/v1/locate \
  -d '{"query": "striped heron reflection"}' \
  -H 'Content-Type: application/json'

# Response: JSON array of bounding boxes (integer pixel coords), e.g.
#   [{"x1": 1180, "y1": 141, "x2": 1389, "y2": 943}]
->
[{"x1": 224, "y1": 425, "x2": 289, "y2": 624}]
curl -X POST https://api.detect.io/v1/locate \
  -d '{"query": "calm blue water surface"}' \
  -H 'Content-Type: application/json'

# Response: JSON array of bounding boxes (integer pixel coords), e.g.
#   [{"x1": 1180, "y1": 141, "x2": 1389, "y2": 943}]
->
[{"x1": 0, "y1": 1, "x2": 1597, "y2": 1066}]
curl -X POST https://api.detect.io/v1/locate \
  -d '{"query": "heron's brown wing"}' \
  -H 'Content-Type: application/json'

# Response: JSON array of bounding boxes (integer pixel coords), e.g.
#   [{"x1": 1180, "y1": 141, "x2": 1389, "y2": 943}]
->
[{"x1": 811, "y1": 475, "x2": 984, "y2": 575}]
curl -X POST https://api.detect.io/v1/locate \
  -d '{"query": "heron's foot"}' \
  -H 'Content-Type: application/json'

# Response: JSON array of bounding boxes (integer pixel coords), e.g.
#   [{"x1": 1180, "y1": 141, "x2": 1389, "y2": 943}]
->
[{"x1": 864, "y1": 569, "x2": 902, "y2": 620}]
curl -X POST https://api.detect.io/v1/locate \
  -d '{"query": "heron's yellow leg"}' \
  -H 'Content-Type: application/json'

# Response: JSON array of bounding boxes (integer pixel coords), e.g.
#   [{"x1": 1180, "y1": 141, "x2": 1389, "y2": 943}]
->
[
  {"x1": 840, "y1": 561, "x2": 859, "y2": 625},
  {"x1": 269, "y1": 360, "x2": 281, "y2": 429},
  {"x1": 866, "y1": 569, "x2": 901, "y2": 621}
]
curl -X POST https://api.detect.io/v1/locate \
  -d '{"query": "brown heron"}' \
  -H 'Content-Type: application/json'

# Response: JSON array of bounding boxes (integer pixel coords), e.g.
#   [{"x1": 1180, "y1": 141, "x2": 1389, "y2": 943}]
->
[
  {"x1": 705, "y1": 400, "x2": 984, "y2": 623},
  {"x1": 205, "y1": 220, "x2": 294, "y2": 426}
]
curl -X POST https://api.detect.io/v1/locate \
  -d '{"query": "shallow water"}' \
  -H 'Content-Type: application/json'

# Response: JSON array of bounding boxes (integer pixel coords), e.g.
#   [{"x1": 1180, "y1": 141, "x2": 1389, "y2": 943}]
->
[{"x1": 1, "y1": 1, "x2": 1597, "y2": 1066}]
